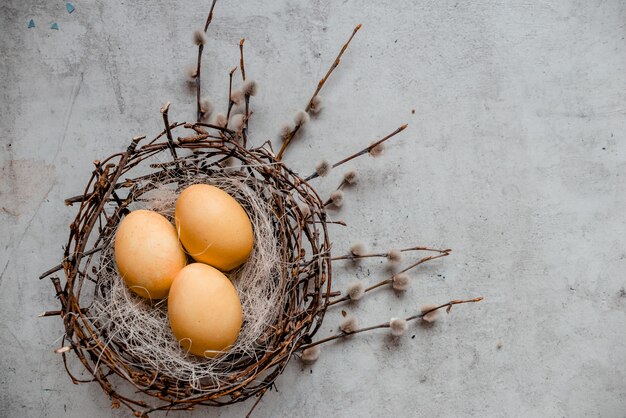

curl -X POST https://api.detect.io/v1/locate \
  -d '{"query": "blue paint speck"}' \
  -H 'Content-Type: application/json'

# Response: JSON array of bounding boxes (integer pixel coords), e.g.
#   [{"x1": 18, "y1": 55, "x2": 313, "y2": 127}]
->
[
  {"x1": 28, "y1": 19, "x2": 35, "y2": 28},
  {"x1": 51, "y1": 22, "x2": 59, "y2": 30},
  {"x1": 66, "y1": 3, "x2": 75, "y2": 14}
]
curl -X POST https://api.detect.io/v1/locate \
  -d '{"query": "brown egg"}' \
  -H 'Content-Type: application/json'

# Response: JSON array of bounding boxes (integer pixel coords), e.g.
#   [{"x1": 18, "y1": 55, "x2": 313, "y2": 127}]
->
[
  {"x1": 168, "y1": 263, "x2": 243, "y2": 357},
  {"x1": 114, "y1": 210, "x2": 187, "y2": 299},
  {"x1": 175, "y1": 184, "x2": 254, "y2": 271}
]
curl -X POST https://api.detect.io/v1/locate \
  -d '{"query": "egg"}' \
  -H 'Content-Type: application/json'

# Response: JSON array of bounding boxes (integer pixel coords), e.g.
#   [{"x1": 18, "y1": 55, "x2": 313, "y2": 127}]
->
[
  {"x1": 114, "y1": 210, "x2": 187, "y2": 299},
  {"x1": 175, "y1": 184, "x2": 254, "y2": 271},
  {"x1": 168, "y1": 263, "x2": 243, "y2": 357}
]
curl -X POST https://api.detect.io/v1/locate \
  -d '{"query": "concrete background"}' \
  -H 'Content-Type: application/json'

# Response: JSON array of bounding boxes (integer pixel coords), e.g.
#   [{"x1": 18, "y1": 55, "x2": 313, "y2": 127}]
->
[{"x1": 1, "y1": 0, "x2": 625, "y2": 417}]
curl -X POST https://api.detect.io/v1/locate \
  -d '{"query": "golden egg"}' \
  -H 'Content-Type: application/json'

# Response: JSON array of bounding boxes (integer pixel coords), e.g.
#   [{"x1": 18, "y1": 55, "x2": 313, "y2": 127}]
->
[
  {"x1": 175, "y1": 184, "x2": 253, "y2": 271},
  {"x1": 114, "y1": 210, "x2": 187, "y2": 299},
  {"x1": 168, "y1": 263, "x2": 243, "y2": 357}
]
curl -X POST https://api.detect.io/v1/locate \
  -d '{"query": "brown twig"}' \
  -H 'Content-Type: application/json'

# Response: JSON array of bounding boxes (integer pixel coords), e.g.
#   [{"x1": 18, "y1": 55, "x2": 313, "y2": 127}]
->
[
  {"x1": 239, "y1": 38, "x2": 246, "y2": 81},
  {"x1": 245, "y1": 390, "x2": 265, "y2": 418},
  {"x1": 307, "y1": 290, "x2": 340, "y2": 298},
  {"x1": 240, "y1": 38, "x2": 250, "y2": 147},
  {"x1": 301, "y1": 297, "x2": 483, "y2": 350},
  {"x1": 226, "y1": 66, "x2": 238, "y2": 123},
  {"x1": 308, "y1": 219, "x2": 347, "y2": 226},
  {"x1": 39, "y1": 308, "x2": 88, "y2": 317},
  {"x1": 160, "y1": 102, "x2": 179, "y2": 169},
  {"x1": 306, "y1": 124, "x2": 407, "y2": 181},
  {"x1": 195, "y1": 0, "x2": 219, "y2": 122},
  {"x1": 276, "y1": 24, "x2": 362, "y2": 160}
]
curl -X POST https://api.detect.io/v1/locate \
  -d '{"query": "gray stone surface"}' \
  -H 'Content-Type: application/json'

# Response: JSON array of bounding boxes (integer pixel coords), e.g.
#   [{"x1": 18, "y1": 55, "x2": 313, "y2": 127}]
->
[{"x1": 1, "y1": 0, "x2": 625, "y2": 417}]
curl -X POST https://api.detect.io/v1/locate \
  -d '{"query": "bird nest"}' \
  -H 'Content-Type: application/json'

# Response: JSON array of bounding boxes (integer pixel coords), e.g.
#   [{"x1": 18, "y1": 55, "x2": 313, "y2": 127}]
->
[
  {"x1": 40, "y1": 3, "x2": 482, "y2": 416},
  {"x1": 42, "y1": 132, "x2": 332, "y2": 415}
]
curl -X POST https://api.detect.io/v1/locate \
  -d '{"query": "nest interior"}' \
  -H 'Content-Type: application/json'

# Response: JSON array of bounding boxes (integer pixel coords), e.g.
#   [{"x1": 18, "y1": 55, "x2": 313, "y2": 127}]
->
[{"x1": 46, "y1": 125, "x2": 333, "y2": 414}]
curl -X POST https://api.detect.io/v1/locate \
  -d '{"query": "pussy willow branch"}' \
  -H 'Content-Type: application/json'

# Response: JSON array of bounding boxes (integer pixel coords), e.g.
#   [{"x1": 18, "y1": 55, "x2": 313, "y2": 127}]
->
[
  {"x1": 323, "y1": 176, "x2": 352, "y2": 206},
  {"x1": 305, "y1": 124, "x2": 408, "y2": 181},
  {"x1": 300, "y1": 297, "x2": 484, "y2": 350},
  {"x1": 196, "y1": 0, "x2": 219, "y2": 122},
  {"x1": 327, "y1": 252, "x2": 450, "y2": 307},
  {"x1": 276, "y1": 24, "x2": 362, "y2": 160},
  {"x1": 336, "y1": 174, "x2": 356, "y2": 191},
  {"x1": 331, "y1": 246, "x2": 451, "y2": 261}
]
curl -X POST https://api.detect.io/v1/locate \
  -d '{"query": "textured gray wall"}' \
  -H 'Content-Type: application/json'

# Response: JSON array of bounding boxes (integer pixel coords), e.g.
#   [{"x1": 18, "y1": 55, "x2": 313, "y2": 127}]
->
[{"x1": 1, "y1": 1, "x2": 625, "y2": 417}]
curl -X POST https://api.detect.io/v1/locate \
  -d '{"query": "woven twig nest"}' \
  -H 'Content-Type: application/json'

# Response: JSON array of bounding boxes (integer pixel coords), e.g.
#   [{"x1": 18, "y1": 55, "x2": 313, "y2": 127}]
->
[{"x1": 45, "y1": 126, "x2": 331, "y2": 414}]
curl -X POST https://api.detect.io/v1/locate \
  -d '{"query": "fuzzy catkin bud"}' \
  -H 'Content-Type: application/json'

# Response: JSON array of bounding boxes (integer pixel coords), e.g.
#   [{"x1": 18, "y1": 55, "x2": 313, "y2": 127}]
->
[
  {"x1": 214, "y1": 113, "x2": 227, "y2": 128},
  {"x1": 315, "y1": 160, "x2": 332, "y2": 177},
  {"x1": 301, "y1": 345, "x2": 320, "y2": 362},
  {"x1": 340, "y1": 316, "x2": 358, "y2": 333},
  {"x1": 421, "y1": 304, "x2": 439, "y2": 323},
  {"x1": 346, "y1": 282, "x2": 365, "y2": 301},
  {"x1": 185, "y1": 65, "x2": 198, "y2": 82},
  {"x1": 387, "y1": 249, "x2": 402, "y2": 263},
  {"x1": 229, "y1": 114, "x2": 245, "y2": 131},
  {"x1": 199, "y1": 97, "x2": 213, "y2": 118},
  {"x1": 309, "y1": 95, "x2": 323, "y2": 114},
  {"x1": 350, "y1": 243, "x2": 365, "y2": 257},
  {"x1": 294, "y1": 110, "x2": 310, "y2": 126},
  {"x1": 192, "y1": 29, "x2": 208, "y2": 46},
  {"x1": 392, "y1": 273, "x2": 410, "y2": 291},
  {"x1": 330, "y1": 190, "x2": 344, "y2": 207},
  {"x1": 343, "y1": 170, "x2": 358, "y2": 185},
  {"x1": 230, "y1": 90, "x2": 244, "y2": 105},
  {"x1": 242, "y1": 79, "x2": 257, "y2": 96},
  {"x1": 369, "y1": 142, "x2": 384, "y2": 157},
  {"x1": 279, "y1": 123, "x2": 293, "y2": 141},
  {"x1": 389, "y1": 318, "x2": 408, "y2": 336}
]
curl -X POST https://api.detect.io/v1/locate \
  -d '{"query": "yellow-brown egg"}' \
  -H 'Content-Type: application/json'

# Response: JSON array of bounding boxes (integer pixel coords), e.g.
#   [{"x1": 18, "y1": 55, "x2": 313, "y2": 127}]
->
[
  {"x1": 175, "y1": 184, "x2": 253, "y2": 271},
  {"x1": 168, "y1": 263, "x2": 243, "y2": 357},
  {"x1": 114, "y1": 210, "x2": 187, "y2": 299}
]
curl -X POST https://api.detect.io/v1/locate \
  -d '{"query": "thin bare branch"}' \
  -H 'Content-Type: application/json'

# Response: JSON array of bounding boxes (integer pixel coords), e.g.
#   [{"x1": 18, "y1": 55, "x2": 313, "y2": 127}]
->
[
  {"x1": 331, "y1": 246, "x2": 450, "y2": 261},
  {"x1": 195, "y1": 0, "x2": 219, "y2": 121}
]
